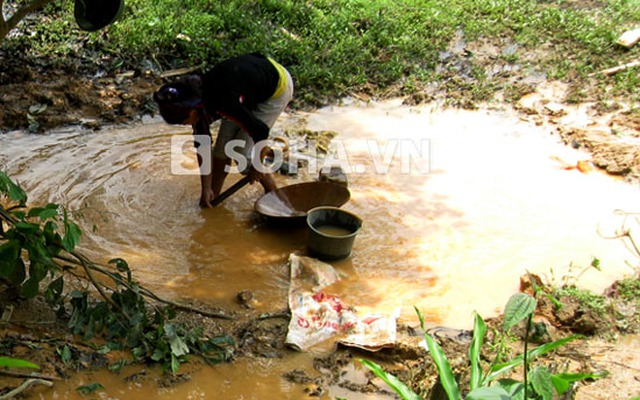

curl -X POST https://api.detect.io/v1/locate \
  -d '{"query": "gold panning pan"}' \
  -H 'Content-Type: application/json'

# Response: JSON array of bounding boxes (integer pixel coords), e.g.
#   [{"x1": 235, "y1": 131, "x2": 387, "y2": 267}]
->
[{"x1": 255, "y1": 181, "x2": 350, "y2": 221}]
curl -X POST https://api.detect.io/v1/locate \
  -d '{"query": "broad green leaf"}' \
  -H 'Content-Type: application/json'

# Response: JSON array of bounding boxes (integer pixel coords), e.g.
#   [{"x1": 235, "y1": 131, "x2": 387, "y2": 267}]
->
[
  {"x1": 550, "y1": 374, "x2": 570, "y2": 395},
  {"x1": 0, "y1": 356, "x2": 39, "y2": 369},
  {"x1": 151, "y1": 348, "x2": 165, "y2": 361},
  {"x1": 466, "y1": 386, "x2": 511, "y2": 400},
  {"x1": 495, "y1": 379, "x2": 525, "y2": 400},
  {"x1": 164, "y1": 323, "x2": 189, "y2": 357},
  {"x1": 62, "y1": 221, "x2": 82, "y2": 253},
  {"x1": 15, "y1": 221, "x2": 39, "y2": 233},
  {"x1": 28, "y1": 259, "x2": 47, "y2": 281},
  {"x1": 20, "y1": 276, "x2": 40, "y2": 298},
  {"x1": 38, "y1": 204, "x2": 60, "y2": 220},
  {"x1": 26, "y1": 204, "x2": 59, "y2": 220},
  {"x1": 530, "y1": 366, "x2": 554, "y2": 400},
  {"x1": 551, "y1": 371, "x2": 608, "y2": 395},
  {"x1": 0, "y1": 171, "x2": 27, "y2": 204},
  {"x1": 0, "y1": 240, "x2": 22, "y2": 279},
  {"x1": 170, "y1": 336, "x2": 190, "y2": 357},
  {"x1": 1, "y1": 255, "x2": 26, "y2": 286},
  {"x1": 469, "y1": 312, "x2": 486, "y2": 391},
  {"x1": 360, "y1": 359, "x2": 422, "y2": 400},
  {"x1": 503, "y1": 293, "x2": 537, "y2": 332}
]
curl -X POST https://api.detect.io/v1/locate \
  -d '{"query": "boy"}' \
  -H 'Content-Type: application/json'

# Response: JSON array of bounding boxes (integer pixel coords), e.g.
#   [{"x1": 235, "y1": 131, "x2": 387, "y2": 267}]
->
[{"x1": 153, "y1": 53, "x2": 294, "y2": 207}]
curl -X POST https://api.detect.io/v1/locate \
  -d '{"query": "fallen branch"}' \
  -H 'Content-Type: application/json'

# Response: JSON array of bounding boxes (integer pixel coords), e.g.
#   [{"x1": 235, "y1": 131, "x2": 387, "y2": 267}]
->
[
  {"x1": 54, "y1": 253, "x2": 233, "y2": 320},
  {"x1": 0, "y1": 378, "x2": 54, "y2": 400},
  {"x1": 591, "y1": 60, "x2": 640, "y2": 76},
  {"x1": 0, "y1": 370, "x2": 60, "y2": 382}
]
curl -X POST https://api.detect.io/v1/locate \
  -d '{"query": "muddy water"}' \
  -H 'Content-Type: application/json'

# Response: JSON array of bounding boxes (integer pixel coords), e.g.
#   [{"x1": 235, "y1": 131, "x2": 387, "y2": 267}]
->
[{"x1": 3, "y1": 99, "x2": 640, "y2": 399}]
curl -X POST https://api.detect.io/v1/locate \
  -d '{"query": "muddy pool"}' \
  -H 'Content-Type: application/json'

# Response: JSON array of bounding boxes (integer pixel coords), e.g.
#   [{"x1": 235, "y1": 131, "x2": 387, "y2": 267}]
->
[{"x1": 3, "y1": 98, "x2": 640, "y2": 399}]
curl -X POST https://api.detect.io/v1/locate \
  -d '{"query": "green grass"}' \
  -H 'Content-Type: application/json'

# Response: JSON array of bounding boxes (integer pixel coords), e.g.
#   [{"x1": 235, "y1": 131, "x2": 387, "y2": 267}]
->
[
  {"x1": 611, "y1": 276, "x2": 640, "y2": 304},
  {"x1": 554, "y1": 285, "x2": 609, "y2": 317},
  {"x1": 5, "y1": 0, "x2": 640, "y2": 107}
]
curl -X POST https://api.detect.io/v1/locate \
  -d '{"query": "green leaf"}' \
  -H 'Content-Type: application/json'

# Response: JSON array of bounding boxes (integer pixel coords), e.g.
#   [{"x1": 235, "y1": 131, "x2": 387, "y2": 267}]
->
[
  {"x1": 416, "y1": 307, "x2": 461, "y2": 400},
  {"x1": 0, "y1": 240, "x2": 22, "y2": 280},
  {"x1": 550, "y1": 371, "x2": 608, "y2": 395},
  {"x1": 164, "y1": 322, "x2": 190, "y2": 357},
  {"x1": 503, "y1": 293, "x2": 537, "y2": 332},
  {"x1": 530, "y1": 366, "x2": 554, "y2": 400},
  {"x1": 151, "y1": 348, "x2": 165, "y2": 361},
  {"x1": 58, "y1": 345, "x2": 72, "y2": 365},
  {"x1": 61, "y1": 221, "x2": 82, "y2": 253},
  {"x1": 109, "y1": 258, "x2": 130, "y2": 272},
  {"x1": 466, "y1": 386, "x2": 511, "y2": 400},
  {"x1": 171, "y1": 353, "x2": 180, "y2": 373},
  {"x1": 0, "y1": 247, "x2": 26, "y2": 286},
  {"x1": 0, "y1": 171, "x2": 27, "y2": 204},
  {"x1": 360, "y1": 359, "x2": 422, "y2": 400},
  {"x1": 591, "y1": 257, "x2": 601, "y2": 271},
  {"x1": 15, "y1": 221, "x2": 39, "y2": 233},
  {"x1": 469, "y1": 312, "x2": 486, "y2": 391},
  {"x1": 494, "y1": 379, "x2": 525, "y2": 400},
  {"x1": 28, "y1": 204, "x2": 60, "y2": 221},
  {"x1": 108, "y1": 359, "x2": 126, "y2": 373},
  {"x1": 45, "y1": 276, "x2": 64, "y2": 305},
  {"x1": 20, "y1": 276, "x2": 40, "y2": 298},
  {"x1": 487, "y1": 335, "x2": 580, "y2": 382},
  {"x1": 76, "y1": 382, "x2": 105, "y2": 395},
  {"x1": 170, "y1": 335, "x2": 190, "y2": 357},
  {"x1": 109, "y1": 258, "x2": 132, "y2": 283},
  {"x1": 0, "y1": 356, "x2": 39, "y2": 369}
]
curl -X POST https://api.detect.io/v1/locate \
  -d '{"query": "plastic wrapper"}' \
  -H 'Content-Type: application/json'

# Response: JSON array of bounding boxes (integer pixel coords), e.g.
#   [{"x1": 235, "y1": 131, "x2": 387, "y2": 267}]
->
[{"x1": 285, "y1": 254, "x2": 397, "y2": 352}]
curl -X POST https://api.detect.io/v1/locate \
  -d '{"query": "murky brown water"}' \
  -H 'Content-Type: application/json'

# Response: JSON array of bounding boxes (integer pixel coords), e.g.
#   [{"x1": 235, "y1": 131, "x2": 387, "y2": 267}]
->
[{"x1": 4, "y1": 99, "x2": 640, "y2": 399}]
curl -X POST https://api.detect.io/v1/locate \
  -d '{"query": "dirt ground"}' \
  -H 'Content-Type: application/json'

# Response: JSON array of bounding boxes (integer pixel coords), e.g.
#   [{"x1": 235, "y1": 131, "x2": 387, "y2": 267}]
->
[{"x1": 2, "y1": 34, "x2": 640, "y2": 399}]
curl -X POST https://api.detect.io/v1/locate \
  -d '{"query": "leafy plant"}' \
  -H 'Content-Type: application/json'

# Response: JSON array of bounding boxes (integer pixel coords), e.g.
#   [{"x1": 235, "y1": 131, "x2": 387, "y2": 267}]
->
[
  {"x1": 0, "y1": 356, "x2": 39, "y2": 370},
  {"x1": 0, "y1": 171, "x2": 234, "y2": 373},
  {"x1": 361, "y1": 291, "x2": 604, "y2": 399}
]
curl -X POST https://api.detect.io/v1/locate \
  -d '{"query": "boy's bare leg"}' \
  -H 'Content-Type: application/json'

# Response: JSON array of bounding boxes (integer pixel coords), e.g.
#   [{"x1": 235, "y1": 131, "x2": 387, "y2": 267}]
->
[
  {"x1": 258, "y1": 172, "x2": 276, "y2": 193},
  {"x1": 211, "y1": 157, "x2": 229, "y2": 197}
]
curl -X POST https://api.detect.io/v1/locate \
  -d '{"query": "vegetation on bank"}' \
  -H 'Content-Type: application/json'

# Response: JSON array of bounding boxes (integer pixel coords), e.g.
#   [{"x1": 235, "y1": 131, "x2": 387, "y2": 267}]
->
[
  {"x1": 2, "y1": 0, "x2": 639, "y2": 108},
  {"x1": 0, "y1": 172, "x2": 234, "y2": 379}
]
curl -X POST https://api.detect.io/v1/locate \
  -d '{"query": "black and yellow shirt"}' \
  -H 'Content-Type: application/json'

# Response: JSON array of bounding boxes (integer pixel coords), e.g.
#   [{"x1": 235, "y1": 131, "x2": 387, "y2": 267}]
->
[{"x1": 201, "y1": 53, "x2": 287, "y2": 142}]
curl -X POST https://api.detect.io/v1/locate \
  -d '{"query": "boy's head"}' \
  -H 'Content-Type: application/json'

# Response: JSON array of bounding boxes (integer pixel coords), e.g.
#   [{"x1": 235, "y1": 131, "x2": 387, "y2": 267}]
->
[{"x1": 153, "y1": 75, "x2": 203, "y2": 124}]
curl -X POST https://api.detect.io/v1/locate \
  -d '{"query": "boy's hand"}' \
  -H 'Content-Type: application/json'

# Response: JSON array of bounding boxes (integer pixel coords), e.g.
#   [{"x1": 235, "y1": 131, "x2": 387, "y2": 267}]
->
[{"x1": 199, "y1": 189, "x2": 215, "y2": 208}]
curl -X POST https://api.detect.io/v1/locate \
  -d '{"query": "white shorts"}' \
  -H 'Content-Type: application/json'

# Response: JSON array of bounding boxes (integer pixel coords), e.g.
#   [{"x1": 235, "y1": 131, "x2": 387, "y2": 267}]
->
[{"x1": 213, "y1": 68, "x2": 294, "y2": 168}]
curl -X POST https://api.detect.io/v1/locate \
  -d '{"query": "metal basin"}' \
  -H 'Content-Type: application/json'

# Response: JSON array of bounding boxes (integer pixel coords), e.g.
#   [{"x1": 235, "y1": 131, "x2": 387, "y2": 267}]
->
[{"x1": 255, "y1": 181, "x2": 350, "y2": 221}]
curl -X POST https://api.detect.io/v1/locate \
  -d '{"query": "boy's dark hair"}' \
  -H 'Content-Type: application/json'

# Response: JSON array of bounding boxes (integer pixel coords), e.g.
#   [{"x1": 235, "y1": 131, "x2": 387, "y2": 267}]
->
[{"x1": 153, "y1": 75, "x2": 203, "y2": 124}]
